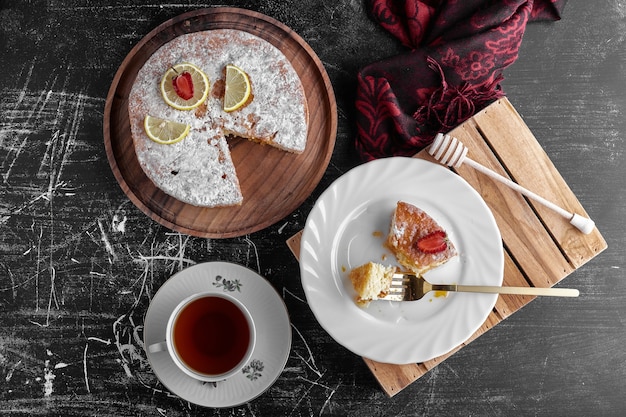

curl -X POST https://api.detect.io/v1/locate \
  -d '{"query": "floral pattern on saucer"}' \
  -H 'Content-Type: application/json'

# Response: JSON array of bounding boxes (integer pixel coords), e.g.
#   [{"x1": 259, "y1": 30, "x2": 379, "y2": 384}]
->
[
  {"x1": 213, "y1": 274, "x2": 243, "y2": 292},
  {"x1": 243, "y1": 359, "x2": 264, "y2": 381}
]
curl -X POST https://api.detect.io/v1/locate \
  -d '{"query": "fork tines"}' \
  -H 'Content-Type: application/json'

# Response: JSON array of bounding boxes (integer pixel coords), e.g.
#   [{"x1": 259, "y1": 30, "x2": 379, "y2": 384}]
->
[{"x1": 382, "y1": 273, "x2": 408, "y2": 301}]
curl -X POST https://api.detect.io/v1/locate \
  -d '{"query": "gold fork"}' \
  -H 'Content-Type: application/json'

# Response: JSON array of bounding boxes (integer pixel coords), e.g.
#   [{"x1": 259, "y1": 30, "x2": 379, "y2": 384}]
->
[{"x1": 382, "y1": 272, "x2": 580, "y2": 301}]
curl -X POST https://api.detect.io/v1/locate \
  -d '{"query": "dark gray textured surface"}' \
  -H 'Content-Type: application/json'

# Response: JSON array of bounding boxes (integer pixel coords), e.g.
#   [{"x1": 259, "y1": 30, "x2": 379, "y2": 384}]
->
[{"x1": 0, "y1": 1, "x2": 624, "y2": 415}]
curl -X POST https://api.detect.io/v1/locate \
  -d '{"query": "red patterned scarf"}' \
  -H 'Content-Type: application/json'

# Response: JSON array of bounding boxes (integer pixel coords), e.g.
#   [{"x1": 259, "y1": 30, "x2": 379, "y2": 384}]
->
[{"x1": 355, "y1": 0, "x2": 566, "y2": 161}]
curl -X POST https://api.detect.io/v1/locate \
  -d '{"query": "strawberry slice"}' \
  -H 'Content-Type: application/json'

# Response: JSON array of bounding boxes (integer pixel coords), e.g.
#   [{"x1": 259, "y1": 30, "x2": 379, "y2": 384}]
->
[
  {"x1": 416, "y1": 231, "x2": 448, "y2": 254},
  {"x1": 172, "y1": 71, "x2": 194, "y2": 100}
]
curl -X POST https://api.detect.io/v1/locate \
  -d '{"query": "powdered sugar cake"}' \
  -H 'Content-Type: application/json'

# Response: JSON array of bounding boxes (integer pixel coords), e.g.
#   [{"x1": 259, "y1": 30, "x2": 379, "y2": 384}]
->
[
  {"x1": 128, "y1": 29, "x2": 309, "y2": 208},
  {"x1": 385, "y1": 201, "x2": 458, "y2": 275}
]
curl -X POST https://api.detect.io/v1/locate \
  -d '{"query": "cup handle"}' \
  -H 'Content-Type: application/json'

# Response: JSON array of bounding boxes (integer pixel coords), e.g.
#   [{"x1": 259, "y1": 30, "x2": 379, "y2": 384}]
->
[{"x1": 147, "y1": 341, "x2": 167, "y2": 354}]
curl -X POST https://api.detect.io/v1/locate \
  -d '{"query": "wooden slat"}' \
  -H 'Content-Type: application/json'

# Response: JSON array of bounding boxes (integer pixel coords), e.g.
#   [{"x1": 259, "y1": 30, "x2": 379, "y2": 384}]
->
[
  {"x1": 361, "y1": 361, "x2": 425, "y2": 397},
  {"x1": 448, "y1": 124, "x2": 574, "y2": 287},
  {"x1": 286, "y1": 233, "x2": 302, "y2": 260},
  {"x1": 286, "y1": 97, "x2": 607, "y2": 397},
  {"x1": 494, "y1": 253, "x2": 536, "y2": 319},
  {"x1": 470, "y1": 99, "x2": 606, "y2": 268}
]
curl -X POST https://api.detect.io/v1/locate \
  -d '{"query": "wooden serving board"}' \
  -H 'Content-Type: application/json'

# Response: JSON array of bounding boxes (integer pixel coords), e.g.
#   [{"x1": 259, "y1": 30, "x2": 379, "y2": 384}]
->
[
  {"x1": 104, "y1": 8, "x2": 336, "y2": 238},
  {"x1": 287, "y1": 97, "x2": 607, "y2": 397}
]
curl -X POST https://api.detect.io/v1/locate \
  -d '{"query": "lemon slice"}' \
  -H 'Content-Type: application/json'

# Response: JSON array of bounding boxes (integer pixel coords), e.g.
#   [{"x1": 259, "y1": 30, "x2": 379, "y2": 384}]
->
[
  {"x1": 224, "y1": 64, "x2": 252, "y2": 112},
  {"x1": 160, "y1": 63, "x2": 210, "y2": 111},
  {"x1": 143, "y1": 115, "x2": 190, "y2": 145}
]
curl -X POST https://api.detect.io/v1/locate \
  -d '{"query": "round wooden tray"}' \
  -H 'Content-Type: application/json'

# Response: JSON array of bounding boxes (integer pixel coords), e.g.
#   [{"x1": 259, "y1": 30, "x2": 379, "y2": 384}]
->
[{"x1": 103, "y1": 8, "x2": 337, "y2": 238}]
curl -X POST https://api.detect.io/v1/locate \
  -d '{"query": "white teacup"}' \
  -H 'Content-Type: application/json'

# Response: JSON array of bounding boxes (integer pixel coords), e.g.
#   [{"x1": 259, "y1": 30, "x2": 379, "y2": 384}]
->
[{"x1": 147, "y1": 292, "x2": 256, "y2": 382}]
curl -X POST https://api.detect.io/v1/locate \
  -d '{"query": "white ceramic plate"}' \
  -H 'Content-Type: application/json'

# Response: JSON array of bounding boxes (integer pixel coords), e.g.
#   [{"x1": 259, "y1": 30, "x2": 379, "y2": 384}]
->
[
  {"x1": 300, "y1": 157, "x2": 503, "y2": 364},
  {"x1": 144, "y1": 262, "x2": 291, "y2": 407}
]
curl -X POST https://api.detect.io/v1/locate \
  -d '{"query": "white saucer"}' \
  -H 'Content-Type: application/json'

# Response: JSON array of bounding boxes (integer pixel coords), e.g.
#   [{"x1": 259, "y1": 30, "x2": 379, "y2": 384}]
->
[{"x1": 144, "y1": 262, "x2": 291, "y2": 408}]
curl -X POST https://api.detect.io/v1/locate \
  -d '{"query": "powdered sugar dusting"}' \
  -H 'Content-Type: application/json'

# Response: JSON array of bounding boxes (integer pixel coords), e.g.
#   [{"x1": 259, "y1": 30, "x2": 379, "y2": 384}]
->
[{"x1": 128, "y1": 29, "x2": 308, "y2": 207}]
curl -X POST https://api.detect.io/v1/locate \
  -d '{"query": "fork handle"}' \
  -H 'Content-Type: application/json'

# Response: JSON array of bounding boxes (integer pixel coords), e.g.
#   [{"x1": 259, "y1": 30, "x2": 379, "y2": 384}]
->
[{"x1": 434, "y1": 284, "x2": 579, "y2": 297}]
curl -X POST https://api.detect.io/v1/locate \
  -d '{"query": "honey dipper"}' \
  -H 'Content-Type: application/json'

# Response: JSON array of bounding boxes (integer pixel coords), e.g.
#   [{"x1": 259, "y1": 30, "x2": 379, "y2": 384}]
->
[{"x1": 428, "y1": 133, "x2": 595, "y2": 234}]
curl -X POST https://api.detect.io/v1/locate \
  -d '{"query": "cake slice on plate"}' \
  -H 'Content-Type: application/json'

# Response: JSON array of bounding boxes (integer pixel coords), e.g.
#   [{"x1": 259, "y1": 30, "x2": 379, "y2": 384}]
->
[
  {"x1": 348, "y1": 201, "x2": 457, "y2": 306},
  {"x1": 385, "y1": 201, "x2": 457, "y2": 275},
  {"x1": 349, "y1": 262, "x2": 396, "y2": 306}
]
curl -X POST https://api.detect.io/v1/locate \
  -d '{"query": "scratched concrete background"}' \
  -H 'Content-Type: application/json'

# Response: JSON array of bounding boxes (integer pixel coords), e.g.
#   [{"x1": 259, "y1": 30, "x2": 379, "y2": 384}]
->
[{"x1": 0, "y1": 1, "x2": 625, "y2": 416}]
